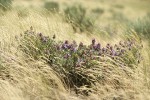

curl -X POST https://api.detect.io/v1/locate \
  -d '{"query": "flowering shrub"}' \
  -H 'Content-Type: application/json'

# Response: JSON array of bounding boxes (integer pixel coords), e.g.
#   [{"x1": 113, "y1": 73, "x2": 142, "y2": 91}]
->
[{"x1": 19, "y1": 28, "x2": 143, "y2": 94}]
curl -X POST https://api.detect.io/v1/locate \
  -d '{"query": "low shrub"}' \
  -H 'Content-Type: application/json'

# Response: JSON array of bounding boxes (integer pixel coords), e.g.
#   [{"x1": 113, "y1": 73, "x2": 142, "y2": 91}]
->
[
  {"x1": 0, "y1": 0, "x2": 12, "y2": 11},
  {"x1": 127, "y1": 15, "x2": 150, "y2": 39},
  {"x1": 91, "y1": 8, "x2": 104, "y2": 15},
  {"x1": 111, "y1": 11, "x2": 128, "y2": 22},
  {"x1": 64, "y1": 5, "x2": 95, "y2": 33},
  {"x1": 19, "y1": 28, "x2": 143, "y2": 94},
  {"x1": 113, "y1": 4, "x2": 124, "y2": 9},
  {"x1": 44, "y1": 1, "x2": 59, "y2": 13}
]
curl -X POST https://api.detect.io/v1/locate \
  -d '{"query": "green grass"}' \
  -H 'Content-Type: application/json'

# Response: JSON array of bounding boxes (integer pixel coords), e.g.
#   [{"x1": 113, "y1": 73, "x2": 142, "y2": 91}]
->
[
  {"x1": 127, "y1": 15, "x2": 150, "y2": 40},
  {"x1": 64, "y1": 4, "x2": 95, "y2": 33},
  {"x1": 0, "y1": 0, "x2": 12, "y2": 11}
]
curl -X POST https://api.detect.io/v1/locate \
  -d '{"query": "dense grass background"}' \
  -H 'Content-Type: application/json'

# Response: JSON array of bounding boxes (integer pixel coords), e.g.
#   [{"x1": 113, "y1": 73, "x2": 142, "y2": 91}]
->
[{"x1": 0, "y1": 0, "x2": 150, "y2": 100}]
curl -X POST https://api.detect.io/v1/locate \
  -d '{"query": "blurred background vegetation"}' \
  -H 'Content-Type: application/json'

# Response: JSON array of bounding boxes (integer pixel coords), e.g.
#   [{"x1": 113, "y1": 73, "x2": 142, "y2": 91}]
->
[{"x1": 1, "y1": 0, "x2": 150, "y2": 37}]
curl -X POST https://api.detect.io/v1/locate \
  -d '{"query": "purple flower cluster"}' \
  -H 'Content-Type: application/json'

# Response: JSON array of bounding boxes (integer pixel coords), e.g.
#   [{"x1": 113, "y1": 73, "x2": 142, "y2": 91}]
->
[
  {"x1": 22, "y1": 29, "x2": 143, "y2": 95},
  {"x1": 23, "y1": 30, "x2": 142, "y2": 69},
  {"x1": 47, "y1": 38, "x2": 138, "y2": 68},
  {"x1": 37, "y1": 33, "x2": 49, "y2": 43}
]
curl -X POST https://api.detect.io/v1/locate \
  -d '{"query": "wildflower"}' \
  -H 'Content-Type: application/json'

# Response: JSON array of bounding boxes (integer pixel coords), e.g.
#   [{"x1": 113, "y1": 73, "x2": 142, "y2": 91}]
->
[
  {"x1": 61, "y1": 44, "x2": 68, "y2": 49},
  {"x1": 110, "y1": 49, "x2": 116, "y2": 56},
  {"x1": 119, "y1": 41, "x2": 122, "y2": 46},
  {"x1": 56, "y1": 45, "x2": 61, "y2": 50},
  {"x1": 114, "y1": 52, "x2": 119, "y2": 56},
  {"x1": 79, "y1": 42, "x2": 83, "y2": 48},
  {"x1": 42, "y1": 36, "x2": 48, "y2": 43},
  {"x1": 95, "y1": 43, "x2": 101, "y2": 51},
  {"x1": 119, "y1": 41, "x2": 125, "y2": 47},
  {"x1": 76, "y1": 64, "x2": 81, "y2": 67},
  {"x1": 128, "y1": 42, "x2": 132, "y2": 47},
  {"x1": 98, "y1": 52, "x2": 102, "y2": 56},
  {"x1": 110, "y1": 46, "x2": 113, "y2": 51},
  {"x1": 67, "y1": 44, "x2": 72, "y2": 49},
  {"x1": 92, "y1": 38, "x2": 96, "y2": 45},
  {"x1": 102, "y1": 47, "x2": 106, "y2": 53},
  {"x1": 70, "y1": 47, "x2": 76, "y2": 52},
  {"x1": 53, "y1": 34, "x2": 56, "y2": 39},
  {"x1": 38, "y1": 33, "x2": 43, "y2": 37},
  {"x1": 120, "y1": 49, "x2": 125, "y2": 54},
  {"x1": 93, "y1": 45, "x2": 97, "y2": 50},
  {"x1": 106, "y1": 43, "x2": 110, "y2": 49},
  {"x1": 70, "y1": 44, "x2": 76, "y2": 52},
  {"x1": 64, "y1": 40, "x2": 69, "y2": 44}
]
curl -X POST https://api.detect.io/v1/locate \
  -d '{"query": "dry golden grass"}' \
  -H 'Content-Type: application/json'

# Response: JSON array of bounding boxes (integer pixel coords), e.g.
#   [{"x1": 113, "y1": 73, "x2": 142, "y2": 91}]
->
[{"x1": 0, "y1": 0, "x2": 150, "y2": 100}]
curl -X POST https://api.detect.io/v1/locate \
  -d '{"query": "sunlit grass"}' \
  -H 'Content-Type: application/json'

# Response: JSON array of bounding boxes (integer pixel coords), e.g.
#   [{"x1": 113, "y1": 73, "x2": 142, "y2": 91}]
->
[{"x1": 0, "y1": 0, "x2": 150, "y2": 100}]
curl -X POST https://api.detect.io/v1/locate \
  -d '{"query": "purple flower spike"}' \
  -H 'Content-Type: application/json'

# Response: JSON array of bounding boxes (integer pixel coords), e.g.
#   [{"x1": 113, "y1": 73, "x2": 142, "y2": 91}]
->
[
  {"x1": 110, "y1": 46, "x2": 113, "y2": 50},
  {"x1": 97, "y1": 43, "x2": 101, "y2": 49},
  {"x1": 92, "y1": 39, "x2": 96, "y2": 45},
  {"x1": 61, "y1": 44, "x2": 68, "y2": 49},
  {"x1": 119, "y1": 41, "x2": 122, "y2": 45},
  {"x1": 53, "y1": 34, "x2": 56, "y2": 39},
  {"x1": 102, "y1": 47, "x2": 106, "y2": 53},
  {"x1": 42, "y1": 36, "x2": 48, "y2": 43},
  {"x1": 79, "y1": 42, "x2": 83, "y2": 48},
  {"x1": 121, "y1": 49, "x2": 125, "y2": 54},
  {"x1": 110, "y1": 49, "x2": 116, "y2": 56},
  {"x1": 67, "y1": 44, "x2": 72, "y2": 49},
  {"x1": 64, "y1": 40, "x2": 69, "y2": 44},
  {"x1": 106, "y1": 43, "x2": 110, "y2": 48},
  {"x1": 56, "y1": 45, "x2": 61, "y2": 50},
  {"x1": 98, "y1": 52, "x2": 102, "y2": 56},
  {"x1": 38, "y1": 33, "x2": 43, "y2": 37},
  {"x1": 94, "y1": 43, "x2": 101, "y2": 51},
  {"x1": 70, "y1": 47, "x2": 76, "y2": 52}
]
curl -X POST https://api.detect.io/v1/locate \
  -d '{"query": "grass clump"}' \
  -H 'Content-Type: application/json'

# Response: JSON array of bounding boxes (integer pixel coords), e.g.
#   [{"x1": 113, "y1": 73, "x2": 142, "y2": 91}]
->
[
  {"x1": 44, "y1": 1, "x2": 59, "y2": 13},
  {"x1": 113, "y1": 4, "x2": 124, "y2": 9},
  {"x1": 19, "y1": 27, "x2": 143, "y2": 95},
  {"x1": 0, "y1": 0, "x2": 12, "y2": 11},
  {"x1": 128, "y1": 15, "x2": 150, "y2": 39},
  {"x1": 64, "y1": 5, "x2": 95, "y2": 33},
  {"x1": 91, "y1": 8, "x2": 104, "y2": 15}
]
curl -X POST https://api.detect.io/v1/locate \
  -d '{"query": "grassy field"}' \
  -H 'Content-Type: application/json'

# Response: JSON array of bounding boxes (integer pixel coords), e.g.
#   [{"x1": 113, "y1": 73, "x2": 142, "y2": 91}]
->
[{"x1": 0, "y1": 0, "x2": 150, "y2": 100}]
